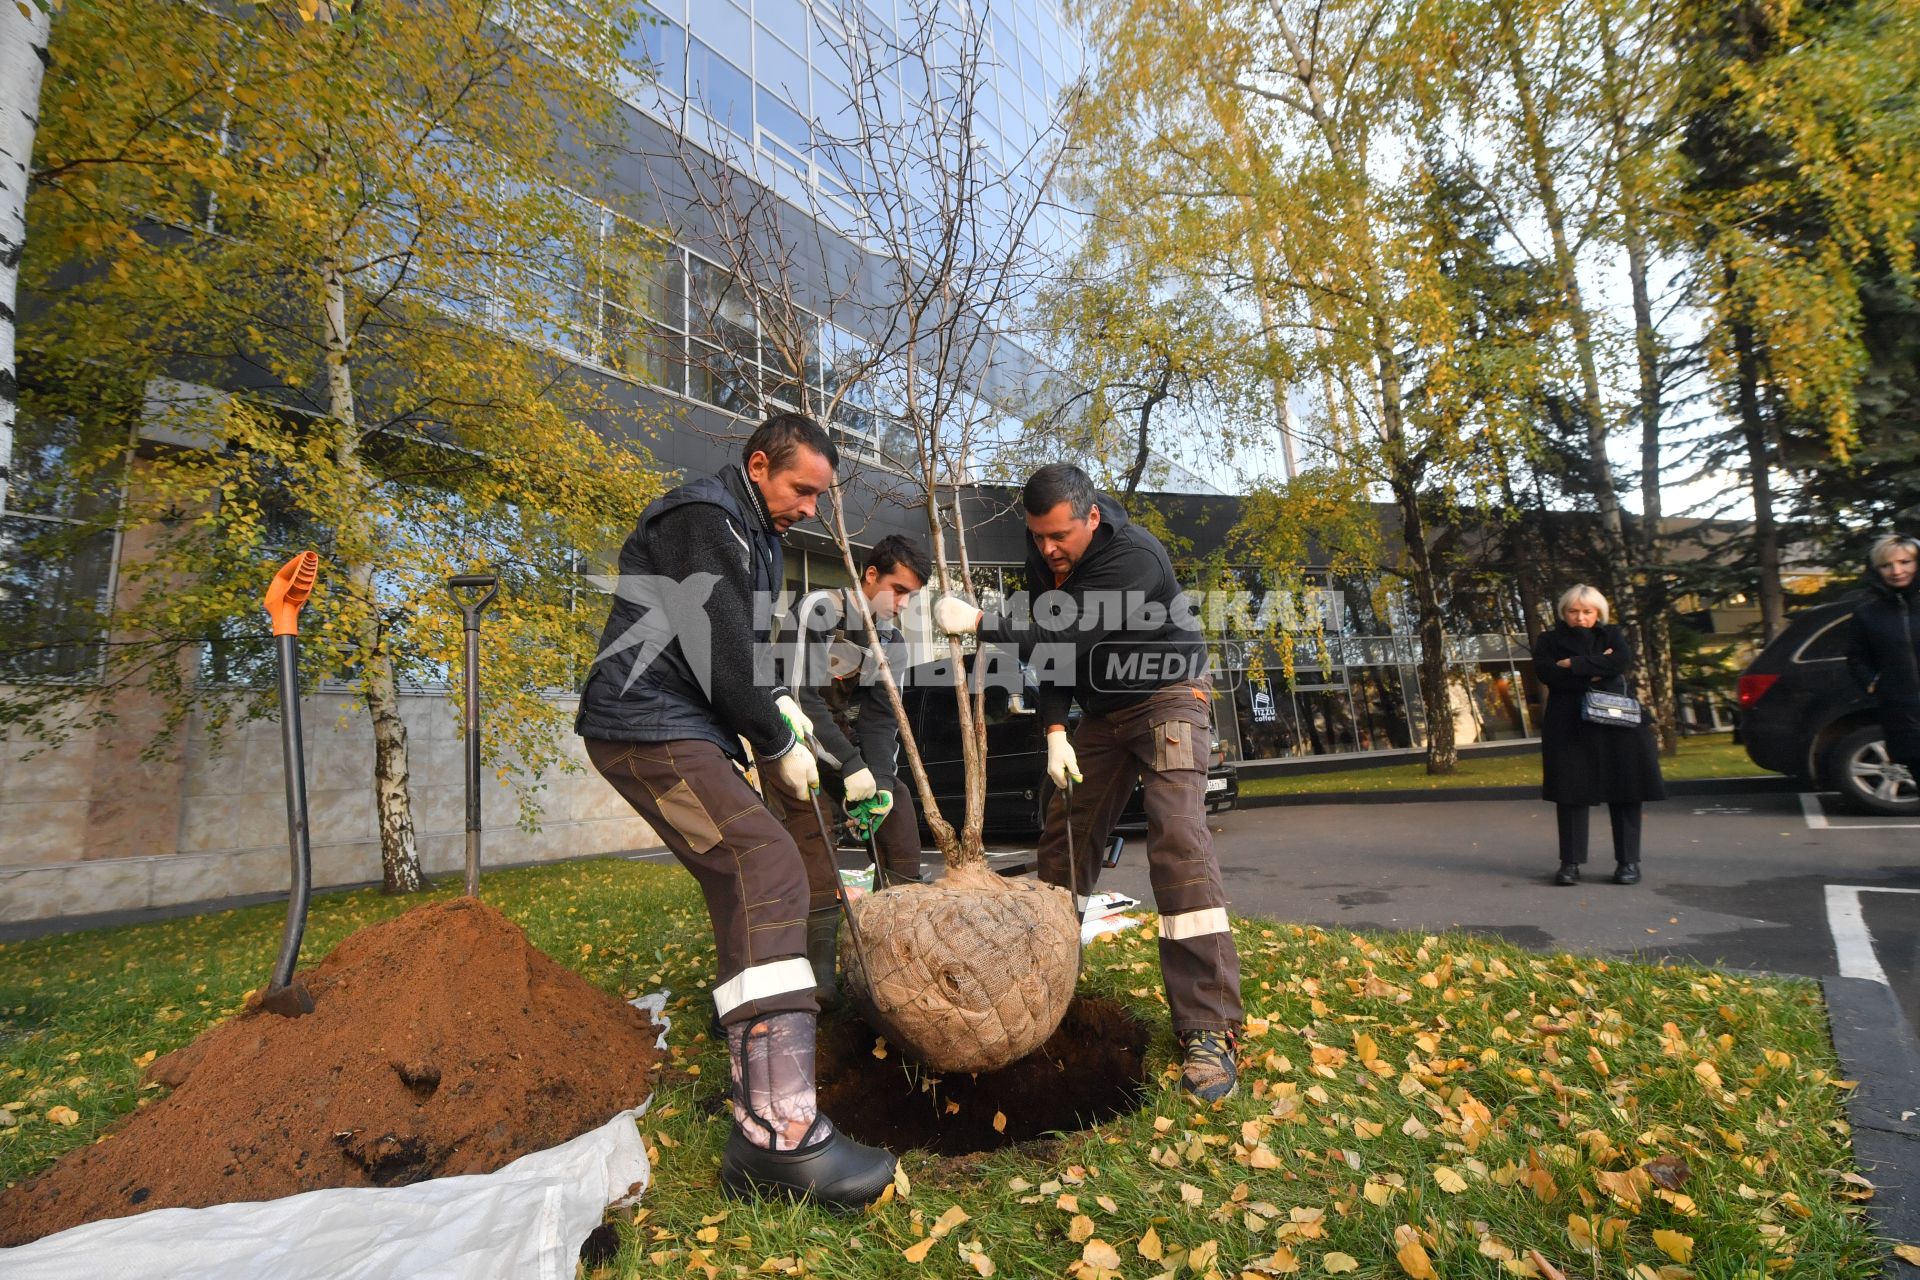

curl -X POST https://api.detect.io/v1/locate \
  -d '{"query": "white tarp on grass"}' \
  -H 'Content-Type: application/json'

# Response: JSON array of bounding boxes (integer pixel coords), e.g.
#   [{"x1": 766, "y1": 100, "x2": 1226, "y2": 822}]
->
[{"x1": 0, "y1": 1105, "x2": 650, "y2": 1280}]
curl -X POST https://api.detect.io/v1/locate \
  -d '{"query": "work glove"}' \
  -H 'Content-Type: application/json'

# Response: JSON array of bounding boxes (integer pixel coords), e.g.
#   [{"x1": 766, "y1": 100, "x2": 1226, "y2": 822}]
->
[
  {"x1": 768, "y1": 741, "x2": 819, "y2": 800},
  {"x1": 842, "y1": 767, "x2": 877, "y2": 803},
  {"x1": 846, "y1": 790, "x2": 894, "y2": 841},
  {"x1": 774, "y1": 694, "x2": 814, "y2": 743},
  {"x1": 933, "y1": 595, "x2": 983, "y2": 636},
  {"x1": 1045, "y1": 727, "x2": 1083, "y2": 790}
]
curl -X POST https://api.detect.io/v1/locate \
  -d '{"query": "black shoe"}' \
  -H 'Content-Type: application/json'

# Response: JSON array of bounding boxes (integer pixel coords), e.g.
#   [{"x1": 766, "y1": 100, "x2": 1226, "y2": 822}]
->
[
  {"x1": 1552, "y1": 864, "x2": 1580, "y2": 886},
  {"x1": 1177, "y1": 1029, "x2": 1239, "y2": 1103},
  {"x1": 1612, "y1": 863, "x2": 1641, "y2": 885},
  {"x1": 720, "y1": 1115, "x2": 896, "y2": 1212}
]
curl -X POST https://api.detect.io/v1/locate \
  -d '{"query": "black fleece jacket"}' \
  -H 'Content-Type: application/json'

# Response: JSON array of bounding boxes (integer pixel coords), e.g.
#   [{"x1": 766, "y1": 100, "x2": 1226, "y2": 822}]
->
[{"x1": 978, "y1": 493, "x2": 1207, "y2": 725}]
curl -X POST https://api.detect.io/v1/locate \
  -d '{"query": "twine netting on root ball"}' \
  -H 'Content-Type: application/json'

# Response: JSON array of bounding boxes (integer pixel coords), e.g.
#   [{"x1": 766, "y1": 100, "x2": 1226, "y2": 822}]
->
[{"x1": 840, "y1": 860, "x2": 1080, "y2": 1074}]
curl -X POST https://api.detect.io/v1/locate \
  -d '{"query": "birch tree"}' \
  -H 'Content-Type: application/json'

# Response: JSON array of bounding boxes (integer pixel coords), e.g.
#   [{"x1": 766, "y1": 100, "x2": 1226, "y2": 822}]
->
[
  {"x1": 1072, "y1": 0, "x2": 1551, "y2": 773},
  {"x1": 0, "y1": 0, "x2": 51, "y2": 515},
  {"x1": 9, "y1": 0, "x2": 661, "y2": 889}
]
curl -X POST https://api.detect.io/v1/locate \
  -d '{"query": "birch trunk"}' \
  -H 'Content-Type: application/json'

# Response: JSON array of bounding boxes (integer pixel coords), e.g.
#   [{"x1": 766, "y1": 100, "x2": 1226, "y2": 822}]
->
[
  {"x1": 323, "y1": 249, "x2": 427, "y2": 893},
  {"x1": 0, "y1": 1, "x2": 51, "y2": 513},
  {"x1": 1496, "y1": 1, "x2": 1631, "y2": 589}
]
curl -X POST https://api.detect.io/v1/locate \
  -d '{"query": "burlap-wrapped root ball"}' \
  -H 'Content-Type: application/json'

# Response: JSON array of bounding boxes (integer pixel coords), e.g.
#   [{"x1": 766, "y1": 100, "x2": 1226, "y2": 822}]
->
[{"x1": 841, "y1": 860, "x2": 1080, "y2": 1074}]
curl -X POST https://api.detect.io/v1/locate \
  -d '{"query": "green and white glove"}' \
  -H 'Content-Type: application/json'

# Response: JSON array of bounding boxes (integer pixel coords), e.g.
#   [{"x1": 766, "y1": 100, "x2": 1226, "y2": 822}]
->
[
  {"x1": 1045, "y1": 727, "x2": 1083, "y2": 789},
  {"x1": 774, "y1": 693, "x2": 814, "y2": 744},
  {"x1": 846, "y1": 790, "x2": 894, "y2": 841},
  {"x1": 768, "y1": 741, "x2": 819, "y2": 799}
]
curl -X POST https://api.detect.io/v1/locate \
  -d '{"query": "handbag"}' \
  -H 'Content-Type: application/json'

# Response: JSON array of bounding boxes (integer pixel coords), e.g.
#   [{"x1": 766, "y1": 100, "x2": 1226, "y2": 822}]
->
[{"x1": 1580, "y1": 681, "x2": 1643, "y2": 729}]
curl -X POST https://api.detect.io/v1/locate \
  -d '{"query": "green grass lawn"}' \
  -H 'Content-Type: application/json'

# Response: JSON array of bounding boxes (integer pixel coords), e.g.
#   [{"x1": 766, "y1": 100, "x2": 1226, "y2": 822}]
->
[
  {"x1": 0, "y1": 857, "x2": 1882, "y2": 1277},
  {"x1": 1239, "y1": 733, "x2": 1772, "y2": 800}
]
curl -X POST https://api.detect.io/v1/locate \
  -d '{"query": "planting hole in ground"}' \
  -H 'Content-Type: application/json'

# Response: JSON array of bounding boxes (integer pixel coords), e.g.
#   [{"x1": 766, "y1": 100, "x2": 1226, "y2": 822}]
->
[{"x1": 816, "y1": 995, "x2": 1150, "y2": 1156}]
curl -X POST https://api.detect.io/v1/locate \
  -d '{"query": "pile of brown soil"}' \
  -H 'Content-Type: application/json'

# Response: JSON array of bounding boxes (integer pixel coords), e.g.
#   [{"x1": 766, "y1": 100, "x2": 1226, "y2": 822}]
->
[{"x1": 0, "y1": 898, "x2": 661, "y2": 1247}]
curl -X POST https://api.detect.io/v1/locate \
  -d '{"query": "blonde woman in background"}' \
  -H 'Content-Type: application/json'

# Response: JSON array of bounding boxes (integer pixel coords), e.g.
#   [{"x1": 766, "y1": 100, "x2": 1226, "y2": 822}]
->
[
  {"x1": 1530, "y1": 585, "x2": 1667, "y2": 886},
  {"x1": 1845, "y1": 533, "x2": 1920, "y2": 783}
]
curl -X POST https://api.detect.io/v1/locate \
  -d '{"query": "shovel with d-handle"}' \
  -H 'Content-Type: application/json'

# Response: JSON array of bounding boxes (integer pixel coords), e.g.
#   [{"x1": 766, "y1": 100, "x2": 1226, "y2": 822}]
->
[
  {"x1": 260, "y1": 551, "x2": 320, "y2": 1018},
  {"x1": 447, "y1": 572, "x2": 500, "y2": 897}
]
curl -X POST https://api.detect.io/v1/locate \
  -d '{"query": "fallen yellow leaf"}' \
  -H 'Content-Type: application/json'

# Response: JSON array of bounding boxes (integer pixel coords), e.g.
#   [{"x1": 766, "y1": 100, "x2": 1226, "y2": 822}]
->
[
  {"x1": 45, "y1": 1105, "x2": 80, "y2": 1127},
  {"x1": 901, "y1": 1237, "x2": 936, "y2": 1264},
  {"x1": 1434, "y1": 1167, "x2": 1468, "y2": 1194},
  {"x1": 1262, "y1": 1244, "x2": 1302, "y2": 1273},
  {"x1": 931, "y1": 1205, "x2": 970, "y2": 1239},
  {"x1": 1068, "y1": 1214, "x2": 1096, "y2": 1243},
  {"x1": 1895, "y1": 1244, "x2": 1920, "y2": 1267},
  {"x1": 992, "y1": 1110, "x2": 1007, "y2": 1134},
  {"x1": 1138, "y1": 1227, "x2": 1164, "y2": 1261},
  {"x1": 1651, "y1": 1229, "x2": 1694, "y2": 1263},
  {"x1": 1323, "y1": 1253, "x2": 1360, "y2": 1274},
  {"x1": 1082, "y1": 1239, "x2": 1123, "y2": 1270},
  {"x1": 1396, "y1": 1239, "x2": 1439, "y2": 1280}
]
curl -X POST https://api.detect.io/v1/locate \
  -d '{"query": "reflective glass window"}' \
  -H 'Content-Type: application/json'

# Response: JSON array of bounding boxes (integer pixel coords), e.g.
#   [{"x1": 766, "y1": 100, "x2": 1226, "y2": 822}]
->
[{"x1": 689, "y1": 39, "x2": 753, "y2": 137}]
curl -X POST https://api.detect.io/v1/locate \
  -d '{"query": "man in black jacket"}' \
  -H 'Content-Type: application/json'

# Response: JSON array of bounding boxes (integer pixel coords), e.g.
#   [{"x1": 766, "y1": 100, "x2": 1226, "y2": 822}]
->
[
  {"x1": 933, "y1": 463, "x2": 1244, "y2": 1102},
  {"x1": 772, "y1": 534, "x2": 931, "y2": 1000},
  {"x1": 577, "y1": 413, "x2": 895, "y2": 1209}
]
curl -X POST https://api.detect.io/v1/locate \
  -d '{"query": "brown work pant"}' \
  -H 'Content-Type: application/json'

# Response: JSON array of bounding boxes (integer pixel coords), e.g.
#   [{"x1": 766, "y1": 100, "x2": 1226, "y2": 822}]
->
[
  {"x1": 1034, "y1": 681, "x2": 1244, "y2": 1034},
  {"x1": 767, "y1": 771, "x2": 924, "y2": 913},
  {"x1": 586, "y1": 738, "x2": 815, "y2": 1027}
]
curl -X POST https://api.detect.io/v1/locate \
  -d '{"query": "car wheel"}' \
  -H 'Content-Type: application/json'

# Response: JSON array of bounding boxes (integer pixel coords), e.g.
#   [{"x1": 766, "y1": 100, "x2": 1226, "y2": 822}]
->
[{"x1": 1826, "y1": 726, "x2": 1920, "y2": 815}]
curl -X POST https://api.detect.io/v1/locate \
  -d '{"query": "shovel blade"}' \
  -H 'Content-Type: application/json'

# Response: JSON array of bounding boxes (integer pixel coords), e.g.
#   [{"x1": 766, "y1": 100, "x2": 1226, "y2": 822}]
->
[{"x1": 258, "y1": 981, "x2": 316, "y2": 1018}]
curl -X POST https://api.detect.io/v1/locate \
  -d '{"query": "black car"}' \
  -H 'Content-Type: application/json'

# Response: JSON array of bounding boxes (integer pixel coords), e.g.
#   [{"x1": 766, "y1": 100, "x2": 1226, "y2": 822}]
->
[
  {"x1": 895, "y1": 658, "x2": 1238, "y2": 839},
  {"x1": 1737, "y1": 600, "x2": 1918, "y2": 814}
]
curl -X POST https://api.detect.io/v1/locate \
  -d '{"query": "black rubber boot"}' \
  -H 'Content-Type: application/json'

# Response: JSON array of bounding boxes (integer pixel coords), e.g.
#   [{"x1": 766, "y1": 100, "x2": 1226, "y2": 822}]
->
[
  {"x1": 1612, "y1": 863, "x2": 1641, "y2": 885},
  {"x1": 720, "y1": 1116, "x2": 896, "y2": 1211},
  {"x1": 807, "y1": 909, "x2": 841, "y2": 1004},
  {"x1": 1553, "y1": 863, "x2": 1580, "y2": 886}
]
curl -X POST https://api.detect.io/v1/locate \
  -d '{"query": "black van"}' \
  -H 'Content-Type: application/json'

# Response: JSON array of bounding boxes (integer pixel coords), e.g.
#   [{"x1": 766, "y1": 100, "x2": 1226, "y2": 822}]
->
[
  {"x1": 894, "y1": 657, "x2": 1238, "y2": 838},
  {"x1": 1737, "y1": 601, "x2": 1918, "y2": 815}
]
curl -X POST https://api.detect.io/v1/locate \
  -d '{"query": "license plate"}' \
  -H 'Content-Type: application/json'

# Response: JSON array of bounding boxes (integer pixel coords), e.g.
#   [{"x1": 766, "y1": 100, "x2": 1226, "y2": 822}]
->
[{"x1": 1206, "y1": 777, "x2": 1228, "y2": 793}]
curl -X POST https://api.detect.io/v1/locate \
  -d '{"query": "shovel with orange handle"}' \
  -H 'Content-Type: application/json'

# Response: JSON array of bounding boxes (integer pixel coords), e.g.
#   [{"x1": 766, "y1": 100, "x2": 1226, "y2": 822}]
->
[{"x1": 259, "y1": 551, "x2": 320, "y2": 1017}]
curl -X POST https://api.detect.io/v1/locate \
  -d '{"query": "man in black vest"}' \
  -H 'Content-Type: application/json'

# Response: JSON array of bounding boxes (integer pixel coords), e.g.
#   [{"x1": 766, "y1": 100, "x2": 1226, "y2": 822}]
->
[
  {"x1": 934, "y1": 463, "x2": 1245, "y2": 1102},
  {"x1": 578, "y1": 413, "x2": 895, "y2": 1209}
]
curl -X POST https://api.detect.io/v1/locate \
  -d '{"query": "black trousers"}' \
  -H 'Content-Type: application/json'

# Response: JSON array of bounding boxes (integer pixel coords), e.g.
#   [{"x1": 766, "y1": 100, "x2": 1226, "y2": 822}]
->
[{"x1": 1555, "y1": 802, "x2": 1642, "y2": 865}]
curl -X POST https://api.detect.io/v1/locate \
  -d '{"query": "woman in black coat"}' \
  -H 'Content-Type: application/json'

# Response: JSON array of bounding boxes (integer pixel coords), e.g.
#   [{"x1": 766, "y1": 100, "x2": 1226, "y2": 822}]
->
[
  {"x1": 1531, "y1": 584, "x2": 1667, "y2": 886},
  {"x1": 1844, "y1": 534, "x2": 1920, "y2": 778}
]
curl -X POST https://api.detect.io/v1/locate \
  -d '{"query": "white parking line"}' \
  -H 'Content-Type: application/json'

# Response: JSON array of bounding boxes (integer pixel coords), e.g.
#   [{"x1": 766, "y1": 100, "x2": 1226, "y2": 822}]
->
[
  {"x1": 1799, "y1": 793, "x2": 1829, "y2": 829},
  {"x1": 1798, "y1": 792, "x2": 1920, "y2": 830},
  {"x1": 1824, "y1": 884, "x2": 1920, "y2": 985}
]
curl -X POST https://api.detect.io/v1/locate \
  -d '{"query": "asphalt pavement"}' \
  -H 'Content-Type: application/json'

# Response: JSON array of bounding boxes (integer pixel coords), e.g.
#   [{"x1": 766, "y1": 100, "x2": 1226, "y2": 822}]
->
[{"x1": 1089, "y1": 789, "x2": 1917, "y2": 1014}]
